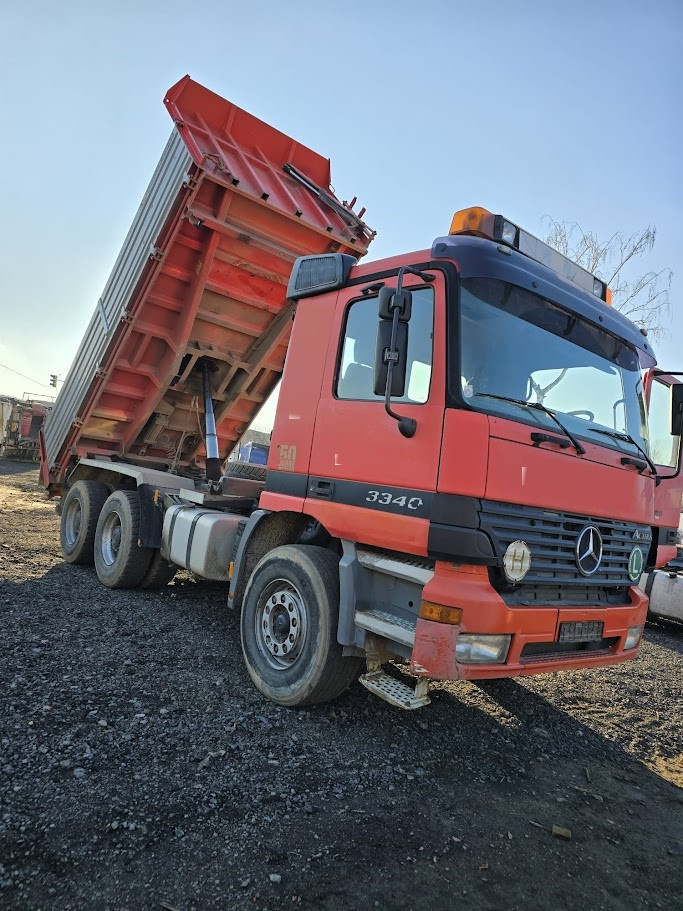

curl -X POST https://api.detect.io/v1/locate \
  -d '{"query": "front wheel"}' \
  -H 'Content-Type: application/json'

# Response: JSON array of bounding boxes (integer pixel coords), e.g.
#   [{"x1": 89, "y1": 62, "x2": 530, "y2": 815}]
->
[
  {"x1": 240, "y1": 545, "x2": 361, "y2": 707},
  {"x1": 94, "y1": 490, "x2": 153, "y2": 589}
]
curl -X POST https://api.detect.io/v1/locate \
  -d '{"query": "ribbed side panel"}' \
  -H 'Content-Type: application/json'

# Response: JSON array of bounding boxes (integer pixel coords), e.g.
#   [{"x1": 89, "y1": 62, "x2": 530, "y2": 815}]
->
[{"x1": 43, "y1": 130, "x2": 192, "y2": 469}]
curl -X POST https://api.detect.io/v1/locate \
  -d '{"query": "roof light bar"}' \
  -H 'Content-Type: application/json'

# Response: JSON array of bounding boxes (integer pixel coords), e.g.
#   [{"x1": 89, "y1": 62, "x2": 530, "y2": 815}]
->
[{"x1": 449, "y1": 207, "x2": 610, "y2": 303}]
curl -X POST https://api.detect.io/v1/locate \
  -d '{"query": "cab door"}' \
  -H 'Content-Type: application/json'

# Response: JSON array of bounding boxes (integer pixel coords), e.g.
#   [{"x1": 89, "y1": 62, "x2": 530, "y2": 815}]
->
[{"x1": 306, "y1": 265, "x2": 447, "y2": 555}]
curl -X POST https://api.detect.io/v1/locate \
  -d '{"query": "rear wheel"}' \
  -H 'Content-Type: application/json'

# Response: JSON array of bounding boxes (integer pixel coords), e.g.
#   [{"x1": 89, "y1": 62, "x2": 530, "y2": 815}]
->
[
  {"x1": 140, "y1": 550, "x2": 177, "y2": 589},
  {"x1": 240, "y1": 545, "x2": 361, "y2": 707},
  {"x1": 94, "y1": 490, "x2": 153, "y2": 589},
  {"x1": 60, "y1": 480, "x2": 109, "y2": 564}
]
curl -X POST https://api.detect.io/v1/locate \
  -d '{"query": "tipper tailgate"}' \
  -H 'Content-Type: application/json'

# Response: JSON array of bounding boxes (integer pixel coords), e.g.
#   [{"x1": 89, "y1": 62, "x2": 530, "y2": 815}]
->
[{"x1": 42, "y1": 76, "x2": 373, "y2": 492}]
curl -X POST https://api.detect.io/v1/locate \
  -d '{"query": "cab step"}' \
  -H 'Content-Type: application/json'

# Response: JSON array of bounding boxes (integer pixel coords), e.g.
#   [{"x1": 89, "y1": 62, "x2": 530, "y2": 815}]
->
[
  {"x1": 359, "y1": 671, "x2": 430, "y2": 710},
  {"x1": 354, "y1": 608, "x2": 416, "y2": 647}
]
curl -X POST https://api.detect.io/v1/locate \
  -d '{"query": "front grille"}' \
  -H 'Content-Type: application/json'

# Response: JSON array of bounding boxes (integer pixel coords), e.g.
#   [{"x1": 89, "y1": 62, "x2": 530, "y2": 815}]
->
[
  {"x1": 501, "y1": 584, "x2": 630, "y2": 606},
  {"x1": 520, "y1": 637, "x2": 619, "y2": 662},
  {"x1": 480, "y1": 500, "x2": 650, "y2": 589}
]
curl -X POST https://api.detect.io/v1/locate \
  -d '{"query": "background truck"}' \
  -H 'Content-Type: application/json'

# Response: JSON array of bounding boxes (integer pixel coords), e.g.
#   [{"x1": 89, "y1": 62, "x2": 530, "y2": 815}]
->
[
  {"x1": 237, "y1": 440, "x2": 270, "y2": 465},
  {"x1": 2, "y1": 399, "x2": 53, "y2": 460},
  {"x1": 639, "y1": 372, "x2": 683, "y2": 622},
  {"x1": 40, "y1": 77, "x2": 682, "y2": 710}
]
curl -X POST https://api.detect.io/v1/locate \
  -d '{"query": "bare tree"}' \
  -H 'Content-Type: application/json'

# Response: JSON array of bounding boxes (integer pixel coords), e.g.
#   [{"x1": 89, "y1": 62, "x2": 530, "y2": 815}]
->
[{"x1": 543, "y1": 218, "x2": 673, "y2": 342}]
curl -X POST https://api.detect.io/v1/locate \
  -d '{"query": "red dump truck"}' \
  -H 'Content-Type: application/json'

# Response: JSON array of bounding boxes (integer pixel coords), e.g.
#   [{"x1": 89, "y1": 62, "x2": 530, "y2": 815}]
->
[{"x1": 41, "y1": 77, "x2": 683, "y2": 709}]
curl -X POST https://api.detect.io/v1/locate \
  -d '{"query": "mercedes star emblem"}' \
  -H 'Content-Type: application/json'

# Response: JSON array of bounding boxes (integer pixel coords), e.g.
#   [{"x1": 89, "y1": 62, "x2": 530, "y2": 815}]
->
[{"x1": 575, "y1": 525, "x2": 603, "y2": 576}]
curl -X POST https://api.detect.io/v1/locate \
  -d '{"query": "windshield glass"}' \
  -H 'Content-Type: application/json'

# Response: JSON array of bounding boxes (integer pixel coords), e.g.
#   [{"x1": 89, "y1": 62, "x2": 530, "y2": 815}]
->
[{"x1": 458, "y1": 278, "x2": 649, "y2": 453}]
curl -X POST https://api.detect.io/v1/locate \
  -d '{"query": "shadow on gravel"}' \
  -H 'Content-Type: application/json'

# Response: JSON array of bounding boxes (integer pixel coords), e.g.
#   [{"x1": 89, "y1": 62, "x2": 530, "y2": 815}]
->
[
  {"x1": 2, "y1": 560, "x2": 682, "y2": 911},
  {"x1": 645, "y1": 617, "x2": 683, "y2": 644}
]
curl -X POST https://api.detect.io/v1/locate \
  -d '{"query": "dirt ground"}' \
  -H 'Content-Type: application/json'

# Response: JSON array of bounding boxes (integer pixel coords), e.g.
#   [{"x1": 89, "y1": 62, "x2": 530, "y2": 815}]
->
[{"x1": 0, "y1": 461, "x2": 681, "y2": 911}]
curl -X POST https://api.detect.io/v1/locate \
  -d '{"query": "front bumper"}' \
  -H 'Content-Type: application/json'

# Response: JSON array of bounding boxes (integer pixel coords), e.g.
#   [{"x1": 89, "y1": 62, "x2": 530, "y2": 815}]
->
[{"x1": 409, "y1": 564, "x2": 648, "y2": 680}]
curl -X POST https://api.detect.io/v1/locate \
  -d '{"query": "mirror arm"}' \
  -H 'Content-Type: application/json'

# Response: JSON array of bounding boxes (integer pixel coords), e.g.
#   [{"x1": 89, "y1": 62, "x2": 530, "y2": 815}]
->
[
  {"x1": 383, "y1": 305, "x2": 416, "y2": 438},
  {"x1": 656, "y1": 443, "x2": 683, "y2": 483},
  {"x1": 380, "y1": 266, "x2": 435, "y2": 438}
]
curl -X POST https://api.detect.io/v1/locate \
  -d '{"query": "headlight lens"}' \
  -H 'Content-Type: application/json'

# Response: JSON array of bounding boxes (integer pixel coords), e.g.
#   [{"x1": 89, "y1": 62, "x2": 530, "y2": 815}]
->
[
  {"x1": 456, "y1": 634, "x2": 511, "y2": 664},
  {"x1": 624, "y1": 625, "x2": 643, "y2": 650}
]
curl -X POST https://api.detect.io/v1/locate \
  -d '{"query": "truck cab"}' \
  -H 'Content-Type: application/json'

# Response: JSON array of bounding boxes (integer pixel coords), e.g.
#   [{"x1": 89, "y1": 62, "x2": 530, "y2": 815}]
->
[{"x1": 250, "y1": 207, "x2": 671, "y2": 703}]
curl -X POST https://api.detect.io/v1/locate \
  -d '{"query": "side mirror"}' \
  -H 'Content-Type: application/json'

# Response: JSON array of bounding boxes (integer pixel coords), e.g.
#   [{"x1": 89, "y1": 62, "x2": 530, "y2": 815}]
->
[
  {"x1": 378, "y1": 286, "x2": 412, "y2": 321},
  {"x1": 373, "y1": 320, "x2": 408, "y2": 397},
  {"x1": 372, "y1": 265, "x2": 435, "y2": 439},
  {"x1": 671, "y1": 384, "x2": 683, "y2": 436}
]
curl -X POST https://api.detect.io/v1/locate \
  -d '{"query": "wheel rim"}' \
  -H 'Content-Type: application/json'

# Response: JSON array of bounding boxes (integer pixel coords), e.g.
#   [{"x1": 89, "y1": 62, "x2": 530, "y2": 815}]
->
[
  {"x1": 64, "y1": 498, "x2": 82, "y2": 547},
  {"x1": 254, "y1": 579, "x2": 308, "y2": 671},
  {"x1": 100, "y1": 511, "x2": 123, "y2": 566}
]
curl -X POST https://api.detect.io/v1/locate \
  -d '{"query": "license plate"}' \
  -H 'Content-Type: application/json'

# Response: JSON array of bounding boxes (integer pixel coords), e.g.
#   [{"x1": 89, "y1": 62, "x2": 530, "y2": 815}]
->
[{"x1": 559, "y1": 621, "x2": 604, "y2": 643}]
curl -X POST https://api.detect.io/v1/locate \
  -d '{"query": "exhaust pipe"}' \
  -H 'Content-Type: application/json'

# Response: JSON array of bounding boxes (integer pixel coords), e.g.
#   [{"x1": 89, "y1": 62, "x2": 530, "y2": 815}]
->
[{"x1": 202, "y1": 364, "x2": 221, "y2": 487}]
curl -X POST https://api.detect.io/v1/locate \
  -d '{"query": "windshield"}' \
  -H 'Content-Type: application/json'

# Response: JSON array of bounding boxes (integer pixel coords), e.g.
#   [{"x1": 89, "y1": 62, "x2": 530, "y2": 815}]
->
[{"x1": 458, "y1": 278, "x2": 649, "y2": 454}]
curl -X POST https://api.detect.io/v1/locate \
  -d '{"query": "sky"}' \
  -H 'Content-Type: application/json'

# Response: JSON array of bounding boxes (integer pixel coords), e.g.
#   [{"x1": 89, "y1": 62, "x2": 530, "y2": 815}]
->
[{"x1": 0, "y1": 0, "x2": 681, "y2": 422}]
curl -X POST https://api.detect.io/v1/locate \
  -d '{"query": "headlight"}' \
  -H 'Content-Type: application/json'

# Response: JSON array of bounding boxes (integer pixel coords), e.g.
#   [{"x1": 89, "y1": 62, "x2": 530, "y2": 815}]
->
[
  {"x1": 456, "y1": 634, "x2": 511, "y2": 664},
  {"x1": 624, "y1": 625, "x2": 643, "y2": 650}
]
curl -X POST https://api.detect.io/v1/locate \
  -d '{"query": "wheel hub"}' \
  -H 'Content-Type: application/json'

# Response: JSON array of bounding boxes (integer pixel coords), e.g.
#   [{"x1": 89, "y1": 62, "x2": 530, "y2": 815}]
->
[
  {"x1": 64, "y1": 500, "x2": 82, "y2": 546},
  {"x1": 256, "y1": 582, "x2": 307, "y2": 670},
  {"x1": 101, "y1": 512, "x2": 123, "y2": 566}
]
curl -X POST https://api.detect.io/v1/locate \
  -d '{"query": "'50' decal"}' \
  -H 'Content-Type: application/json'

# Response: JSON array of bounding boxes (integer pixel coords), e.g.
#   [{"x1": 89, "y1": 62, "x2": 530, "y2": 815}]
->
[{"x1": 365, "y1": 490, "x2": 424, "y2": 510}]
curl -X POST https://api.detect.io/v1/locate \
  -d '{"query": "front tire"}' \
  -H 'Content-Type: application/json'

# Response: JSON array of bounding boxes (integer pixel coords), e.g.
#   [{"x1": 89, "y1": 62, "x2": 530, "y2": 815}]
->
[
  {"x1": 240, "y1": 545, "x2": 361, "y2": 707},
  {"x1": 94, "y1": 490, "x2": 153, "y2": 589},
  {"x1": 60, "y1": 480, "x2": 109, "y2": 565}
]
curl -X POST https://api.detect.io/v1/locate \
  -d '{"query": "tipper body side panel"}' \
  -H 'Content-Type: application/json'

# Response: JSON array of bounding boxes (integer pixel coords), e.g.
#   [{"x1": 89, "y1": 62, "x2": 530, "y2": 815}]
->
[{"x1": 42, "y1": 76, "x2": 372, "y2": 492}]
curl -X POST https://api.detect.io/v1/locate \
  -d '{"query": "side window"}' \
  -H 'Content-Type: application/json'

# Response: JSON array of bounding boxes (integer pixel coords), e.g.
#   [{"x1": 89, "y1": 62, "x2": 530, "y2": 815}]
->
[
  {"x1": 648, "y1": 379, "x2": 680, "y2": 468},
  {"x1": 336, "y1": 287, "x2": 434, "y2": 403}
]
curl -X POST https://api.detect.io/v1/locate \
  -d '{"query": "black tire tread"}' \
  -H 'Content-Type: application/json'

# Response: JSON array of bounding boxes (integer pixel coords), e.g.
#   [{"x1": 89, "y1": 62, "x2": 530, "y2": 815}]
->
[
  {"x1": 60, "y1": 480, "x2": 109, "y2": 565},
  {"x1": 241, "y1": 544, "x2": 361, "y2": 707},
  {"x1": 225, "y1": 462, "x2": 267, "y2": 482},
  {"x1": 300, "y1": 547, "x2": 362, "y2": 705},
  {"x1": 140, "y1": 550, "x2": 177, "y2": 589}
]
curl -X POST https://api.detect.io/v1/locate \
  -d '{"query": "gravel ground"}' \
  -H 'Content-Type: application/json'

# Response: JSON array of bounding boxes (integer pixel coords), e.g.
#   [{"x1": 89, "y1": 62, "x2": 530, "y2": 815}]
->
[{"x1": 0, "y1": 461, "x2": 681, "y2": 911}]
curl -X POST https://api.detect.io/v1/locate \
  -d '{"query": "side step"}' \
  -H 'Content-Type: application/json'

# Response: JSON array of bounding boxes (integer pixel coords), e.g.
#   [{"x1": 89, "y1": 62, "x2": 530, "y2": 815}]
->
[
  {"x1": 359, "y1": 671, "x2": 430, "y2": 710},
  {"x1": 354, "y1": 609, "x2": 416, "y2": 647}
]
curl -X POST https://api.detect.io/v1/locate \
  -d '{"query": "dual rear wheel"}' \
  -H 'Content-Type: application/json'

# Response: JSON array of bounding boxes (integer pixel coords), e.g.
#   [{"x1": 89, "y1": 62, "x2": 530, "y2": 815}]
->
[{"x1": 59, "y1": 482, "x2": 175, "y2": 589}]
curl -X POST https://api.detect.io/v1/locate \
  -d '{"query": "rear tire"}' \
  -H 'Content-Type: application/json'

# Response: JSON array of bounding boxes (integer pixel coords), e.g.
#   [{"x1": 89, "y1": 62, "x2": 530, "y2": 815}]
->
[
  {"x1": 60, "y1": 480, "x2": 109, "y2": 565},
  {"x1": 94, "y1": 490, "x2": 153, "y2": 589},
  {"x1": 140, "y1": 550, "x2": 177, "y2": 589},
  {"x1": 240, "y1": 545, "x2": 361, "y2": 707}
]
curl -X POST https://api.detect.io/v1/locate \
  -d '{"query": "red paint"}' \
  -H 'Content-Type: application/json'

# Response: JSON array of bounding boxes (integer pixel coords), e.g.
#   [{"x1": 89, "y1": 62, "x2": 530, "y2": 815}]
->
[
  {"x1": 486, "y1": 424, "x2": 652, "y2": 523},
  {"x1": 308, "y1": 271, "x2": 447, "y2": 500},
  {"x1": 438, "y1": 410, "x2": 489, "y2": 497},
  {"x1": 43, "y1": 78, "x2": 372, "y2": 493},
  {"x1": 411, "y1": 619, "x2": 460, "y2": 679},
  {"x1": 408, "y1": 561, "x2": 648, "y2": 680}
]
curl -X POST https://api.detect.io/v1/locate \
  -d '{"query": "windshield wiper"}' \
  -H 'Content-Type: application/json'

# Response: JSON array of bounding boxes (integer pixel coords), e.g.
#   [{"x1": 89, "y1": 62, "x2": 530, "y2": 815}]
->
[
  {"x1": 475, "y1": 393, "x2": 586, "y2": 455},
  {"x1": 588, "y1": 428, "x2": 658, "y2": 480}
]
